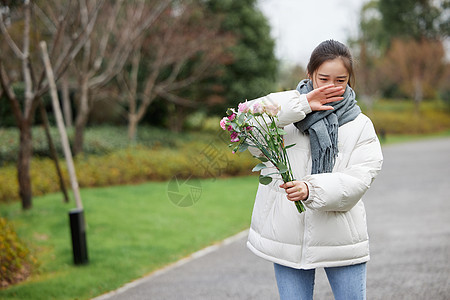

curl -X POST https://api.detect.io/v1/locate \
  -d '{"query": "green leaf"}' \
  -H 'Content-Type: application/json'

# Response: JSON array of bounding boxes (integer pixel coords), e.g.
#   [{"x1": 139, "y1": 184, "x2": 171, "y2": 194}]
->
[
  {"x1": 260, "y1": 147, "x2": 273, "y2": 160},
  {"x1": 285, "y1": 143, "x2": 296, "y2": 149},
  {"x1": 238, "y1": 143, "x2": 249, "y2": 152},
  {"x1": 238, "y1": 112, "x2": 245, "y2": 124},
  {"x1": 226, "y1": 108, "x2": 234, "y2": 116},
  {"x1": 267, "y1": 172, "x2": 283, "y2": 176},
  {"x1": 254, "y1": 156, "x2": 268, "y2": 162},
  {"x1": 252, "y1": 163, "x2": 267, "y2": 172},
  {"x1": 277, "y1": 162, "x2": 288, "y2": 173},
  {"x1": 267, "y1": 137, "x2": 275, "y2": 150},
  {"x1": 259, "y1": 175, "x2": 273, "y2": 185},
  {"x1": 277, "y1": 128, "x2": 287, "y2": 135}
]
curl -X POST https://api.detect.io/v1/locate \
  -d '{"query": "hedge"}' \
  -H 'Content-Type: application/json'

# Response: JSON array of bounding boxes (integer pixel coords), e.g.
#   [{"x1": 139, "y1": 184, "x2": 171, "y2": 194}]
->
[
  {"x1": 0, "y1": 217, "x2": 36, "y2": 288},
  {"x1": 0, "y1": 126, "x2": 204, "y2": 166},
  {"x1": 0, "y1": 142, "x2": 256, "y2": 203},
  {"x1": 363, "y1": 99, "x2": 450, "y2": 135}
]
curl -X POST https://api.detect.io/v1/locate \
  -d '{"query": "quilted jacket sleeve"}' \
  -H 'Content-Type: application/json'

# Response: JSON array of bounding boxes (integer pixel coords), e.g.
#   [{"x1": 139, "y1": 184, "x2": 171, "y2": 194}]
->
[
  {"x1": 247, "y1": 90, "x2": 311, "y2": 157},
  {"x1": 267, "y1": 90, "x2": 312, "y2": 127},
  {"x1": 302, "y1": 117, "x2": 383, "y2": 212}
]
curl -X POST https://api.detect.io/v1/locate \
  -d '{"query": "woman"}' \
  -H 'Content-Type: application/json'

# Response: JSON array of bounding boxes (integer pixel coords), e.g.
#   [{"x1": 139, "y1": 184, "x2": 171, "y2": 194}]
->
[{"x1": 246, "y1": 40, "x2": 383, "y2": 299}]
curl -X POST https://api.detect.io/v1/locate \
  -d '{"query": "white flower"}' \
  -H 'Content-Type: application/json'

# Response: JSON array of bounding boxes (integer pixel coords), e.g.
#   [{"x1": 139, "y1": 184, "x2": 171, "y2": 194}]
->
[{"x1": 263, "y1": 102, "x2": 280, "y2": 117}]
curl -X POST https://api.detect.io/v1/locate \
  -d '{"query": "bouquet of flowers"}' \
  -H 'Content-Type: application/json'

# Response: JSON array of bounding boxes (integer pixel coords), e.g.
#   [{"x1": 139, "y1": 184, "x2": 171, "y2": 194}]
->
[{"x1": 220, "y1": 100, "x2": 305, "y2": 213}]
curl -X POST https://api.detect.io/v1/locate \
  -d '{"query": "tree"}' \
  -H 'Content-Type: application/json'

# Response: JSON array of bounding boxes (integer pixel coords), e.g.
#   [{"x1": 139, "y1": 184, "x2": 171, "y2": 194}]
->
[
  {"x1": 350, "y1": 0, "x2": 449, "y2": 105},
  {"x1": 70, "y1": 0, "x2": 170, "y2": 155},
  {"x1": 379, "y1": 0, "x2": 448, "y2": 41},
  {"x1": 382, "y1": 38, "x2": 446, "y2": 108},
  {"x1": 118, "y1": 1, "x2": 233, "y2": 139},
  {"x1": 0, "y1": 0, "x2": 102, "y2": 209},
  {"x1": 203, "y1": 0, "x2": 278, "y2": 115},
  {"x1": 349, "y1": 0, "x2": 385, "y2": 108},
  {"x1": 277, "y1": 63, "x2": 306, "y2": 92},
  {"x1": 377, "y1": 0, "x2": 448, "y2": 105}
]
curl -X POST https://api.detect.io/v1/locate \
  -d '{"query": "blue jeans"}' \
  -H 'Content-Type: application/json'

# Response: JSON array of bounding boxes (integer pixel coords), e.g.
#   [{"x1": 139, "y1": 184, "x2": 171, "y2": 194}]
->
[{"x1": 274, "y1": 262, "x2": 366, "y2": 300}]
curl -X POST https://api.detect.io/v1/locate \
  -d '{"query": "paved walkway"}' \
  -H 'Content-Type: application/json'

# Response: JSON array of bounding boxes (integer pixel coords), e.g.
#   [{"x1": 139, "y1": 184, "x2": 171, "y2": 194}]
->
[{"x1": 94, "y1": 138, "x2": 450, "y2": 300}]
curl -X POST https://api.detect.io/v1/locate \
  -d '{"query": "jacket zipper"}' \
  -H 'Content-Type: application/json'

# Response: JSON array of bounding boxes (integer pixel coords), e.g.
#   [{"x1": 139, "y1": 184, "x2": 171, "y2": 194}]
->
[
  {"x1": 300, "y1": 147, "x2": 310, "y2": 266},
  {"x1": 300, "y1": 212, "x2": 308, "y2": 266}
]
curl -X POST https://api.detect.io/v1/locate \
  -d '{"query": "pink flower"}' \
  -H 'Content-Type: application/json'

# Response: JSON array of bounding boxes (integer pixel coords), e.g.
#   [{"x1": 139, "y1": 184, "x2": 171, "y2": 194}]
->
[
  {"x1": 227, "y1": 125, "x2": 233, "y2": 131},
  {"x1": 250, "y1": 102, "x2": 264, "y2": 115},
  {"x1": 230, "y1": 132, "x2": 240, "y2": 142},
  {"x1": 238, "y1": 101, "x2": 250, "y2": 113},
  {"x1": 220, "y1": 117, "x2": 229, "y2": 130},
  {"x1": 228, "y1": 113, "x2": 236, "y2": 121}
]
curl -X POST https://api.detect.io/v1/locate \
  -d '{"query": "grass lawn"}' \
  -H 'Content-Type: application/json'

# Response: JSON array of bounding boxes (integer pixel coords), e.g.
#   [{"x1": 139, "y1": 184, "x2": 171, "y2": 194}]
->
[{"x1": 0, "y1": 176, "x2": 258, "y2": 299}]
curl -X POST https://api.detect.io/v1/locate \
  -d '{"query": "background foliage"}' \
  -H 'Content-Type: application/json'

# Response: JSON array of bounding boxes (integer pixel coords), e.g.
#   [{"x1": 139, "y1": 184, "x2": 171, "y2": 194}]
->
[{"x1": 202, "y1": 0, "x2": 278, "y2": 115}]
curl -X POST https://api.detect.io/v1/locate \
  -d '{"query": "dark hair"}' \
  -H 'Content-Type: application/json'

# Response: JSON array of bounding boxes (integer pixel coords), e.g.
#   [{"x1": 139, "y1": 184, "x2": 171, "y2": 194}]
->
[{"x1": 307, "y1": 40, "x2": 354, "y2": 87}]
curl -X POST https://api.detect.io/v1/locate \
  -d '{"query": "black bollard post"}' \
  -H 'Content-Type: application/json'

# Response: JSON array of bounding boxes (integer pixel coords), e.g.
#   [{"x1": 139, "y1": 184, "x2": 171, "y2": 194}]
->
[{"x1": 69, "y1": 208, "x2": 89, "y2": 265}]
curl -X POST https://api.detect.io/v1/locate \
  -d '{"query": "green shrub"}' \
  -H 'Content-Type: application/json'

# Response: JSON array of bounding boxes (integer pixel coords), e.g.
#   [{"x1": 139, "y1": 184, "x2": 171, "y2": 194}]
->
[
  {"x1": 184, "y1": 111, "x2": 222, "y2": 133},
  {"x1": 365, "y1": 100, "x2": 450, "y2": 134},
  {"x1": 0, "y1": 168, "x2": 18, "y2": 204},
  {"x1": 0, "y1": 126, "x2": 219, "y2": 165},
  {"x1": 0, "y1": 217, "x2": 36, "y2": 288},
  {"x1": 0, "y1": 140, "x2": 256, "y2": 202}
]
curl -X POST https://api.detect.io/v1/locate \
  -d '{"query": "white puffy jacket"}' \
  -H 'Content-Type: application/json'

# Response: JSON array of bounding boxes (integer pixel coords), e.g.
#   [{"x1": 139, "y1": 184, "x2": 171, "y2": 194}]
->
[{"x1": 246, "y1": 90, "x2": 383, "y2": 270}]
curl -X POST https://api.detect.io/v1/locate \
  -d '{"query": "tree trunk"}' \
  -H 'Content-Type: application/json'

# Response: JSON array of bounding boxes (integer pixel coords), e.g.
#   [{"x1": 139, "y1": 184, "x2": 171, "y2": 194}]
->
[
  {"x1": 73, "y1": 77, "x2": 90, "y2": 156},
  {"x1": 360, "y1": 94, "x2": 374, "y2": 112},
  {"x1": 168, "y1": 105, "x2": 185, "y2": 133},
  {"x1": 126, "y1": 50, "x2": 140, "y2": 142},
  {"x1": 18, "y1": 121, "x2": 33, "y2": 210},
  {"x1": 73, "y1": 112, "x2": 88, "y2": 156},
  {"x1": 61, "y1": 73, "x2": 72, "y2": 128},
  {"x1": 413, "y1": 76, "x2": 423, "y2": 113},
  {"x1": 128, "y1": 114, "x2": 138, "y2": 142}
]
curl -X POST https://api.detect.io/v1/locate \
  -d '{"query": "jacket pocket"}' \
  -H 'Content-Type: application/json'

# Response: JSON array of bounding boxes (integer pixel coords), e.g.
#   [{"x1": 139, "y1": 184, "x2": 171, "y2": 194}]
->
[{"x1": 345, "y1": 212, "x2": 359, "y2": 243}]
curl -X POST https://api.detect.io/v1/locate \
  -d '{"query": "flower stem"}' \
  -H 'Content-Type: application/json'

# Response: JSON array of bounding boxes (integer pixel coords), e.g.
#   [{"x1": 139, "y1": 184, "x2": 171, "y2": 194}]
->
[{"x1": 295, "y1": 200, "x2": 306, "y2": 213}]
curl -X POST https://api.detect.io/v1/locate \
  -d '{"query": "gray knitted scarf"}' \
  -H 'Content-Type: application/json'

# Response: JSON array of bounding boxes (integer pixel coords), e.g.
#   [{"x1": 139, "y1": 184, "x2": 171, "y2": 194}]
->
[{"x1": 294, "y1": 79, "x2": 361, "y2": 174}]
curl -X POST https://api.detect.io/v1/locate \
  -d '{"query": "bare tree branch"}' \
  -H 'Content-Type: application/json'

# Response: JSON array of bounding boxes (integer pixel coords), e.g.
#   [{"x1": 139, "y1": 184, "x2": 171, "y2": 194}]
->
[
  {"x1": 0, "y1": 61, "x2": 22, "y2": 123},
  {"x1": 87, "y1": 1, "x2": 171, "y2": 89},
  {"x1": 49, "y1": 16, "x2": 67, "y2": 58},
  {"x1": 155, "y1": 88, "x2": 198, "y2": 107},
  {"x1": 53, "y1": 0, "x2": 104, "y2": 74},
  {"x1": 133, "y1": 1, "x2": 171, "y2": 38},
  {"x1": 120, "y1": 1, "x2": 234, "y2": 138},
  {"x1": 0, "y1": 8, "x2": 25, "y2": 59},
  {"x1": 32, "y1": 2, "x2": 57, "y2": 33},
  {"x1": 35, "y1": 0, "x2": 105, "y2": 98},
  {"x1": 22, "y1": 0, "x2": 34, "y2": 118},
  {"x1": 92, "y1": 0, "x2": 124, "y2": 71}
]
